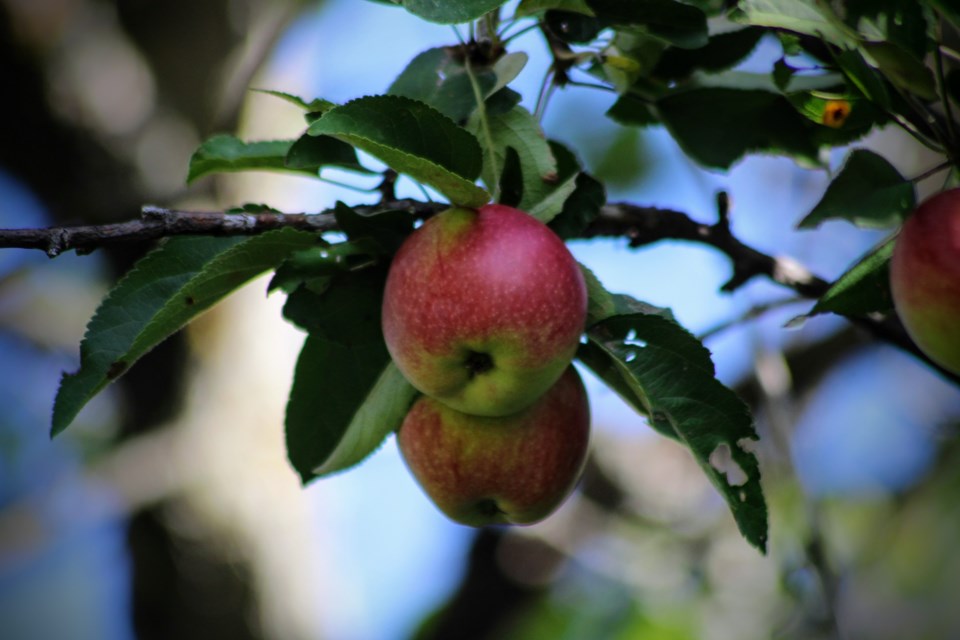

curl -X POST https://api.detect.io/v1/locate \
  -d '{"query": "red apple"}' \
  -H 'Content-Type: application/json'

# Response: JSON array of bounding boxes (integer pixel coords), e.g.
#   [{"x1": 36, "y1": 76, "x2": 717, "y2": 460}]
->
[
  {"x1": 382, "y1": 204, "x2": 587, "y2": 417},
  {"x1": 397, "y1": 366, "x2": 590, "y2": 526},
  {"x1": 890, "y1": 189, "x2": 960, "y2": 374}
]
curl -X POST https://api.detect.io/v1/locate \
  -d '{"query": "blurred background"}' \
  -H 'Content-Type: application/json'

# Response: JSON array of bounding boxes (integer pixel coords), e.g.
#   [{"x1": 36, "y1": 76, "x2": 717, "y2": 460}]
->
[{"x1": 1, "y1": 1, "x2": 959, "y2": 639}]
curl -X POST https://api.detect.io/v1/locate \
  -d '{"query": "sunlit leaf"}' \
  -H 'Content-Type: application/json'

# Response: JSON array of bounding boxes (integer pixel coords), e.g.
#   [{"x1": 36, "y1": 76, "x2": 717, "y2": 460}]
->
[
  {"x1": 309, "y1": 95, "x2": 490, "y2": 207},
  {"x1": 734, "y1": 0, "x2": 856, "y2": 47},
  {"x1": 53, "y1": 229, "x2": 320, "y2": 436},
  {"x1": 187, "y1": 135, "x2": 314, "y2": 183}
]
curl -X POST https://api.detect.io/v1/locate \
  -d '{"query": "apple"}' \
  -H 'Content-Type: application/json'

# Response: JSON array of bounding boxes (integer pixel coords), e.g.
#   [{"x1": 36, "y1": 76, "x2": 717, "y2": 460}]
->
[
  {"x1": 890, "y1": 189, "x2": 960, "y2": 374},
  {"x1": 397, "y1": 366, "x2": 590, "y2": 526},
  {"x1": 382, "y1": 204, "x2": 587, "y2": 417}
]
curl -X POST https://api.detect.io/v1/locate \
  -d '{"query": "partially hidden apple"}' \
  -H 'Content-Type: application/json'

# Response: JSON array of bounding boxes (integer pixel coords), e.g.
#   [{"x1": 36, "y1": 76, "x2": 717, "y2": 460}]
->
[
  {"x1": 890, "y1": 188, "x2": 960, "y2": 374},
  {"x1": 397, "y1": 366, "x2": 590, "y2": 526},
  {"x1": 382, "y1": 204, "x2": 587, "y2": 417}
]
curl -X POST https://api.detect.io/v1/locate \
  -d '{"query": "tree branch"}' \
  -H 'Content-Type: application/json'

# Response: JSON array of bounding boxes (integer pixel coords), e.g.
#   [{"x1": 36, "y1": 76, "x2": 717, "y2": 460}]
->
[
  {"x1": 581, "y1": 200, "x2": 960, "y2": 386},
  {"x1": 0, "y1": 198, "x2": 831, "y2": 300},
  {"x1": 582, "y1": 201, "x2": 830, "y2": 298},
  {"x1": 0, "y1": 200, "x2": 445, "y2": 257},
  {"x1": 2, "y1": 197, "x2": 957, "y2": 384}
]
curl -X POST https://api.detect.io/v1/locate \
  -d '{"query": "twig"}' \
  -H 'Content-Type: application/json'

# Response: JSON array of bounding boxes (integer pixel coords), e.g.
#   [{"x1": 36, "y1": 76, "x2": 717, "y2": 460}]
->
[
  {"x1": 910, "y1": 160, "x2": 953, "y2": 183},
  {"x1": 0, "y1": 200, "x2": 445, "y2": 257},
  {"x1": 580, "y1": 199, "x2": 960, "y2": 385},
  {"x1": 581, "y1": 201, "x2": 831, "y2": 297},
  {"x1": 698, "y1": 297, "x2": 807, "y2": 341}
]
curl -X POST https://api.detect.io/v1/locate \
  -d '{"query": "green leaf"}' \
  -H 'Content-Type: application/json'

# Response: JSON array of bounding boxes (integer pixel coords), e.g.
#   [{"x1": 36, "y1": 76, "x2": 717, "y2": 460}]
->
[
  {"x1": 545, "y1": 141, "x2": 606, "y2": 236},
  {"x1": 733, "y1": 0, "x2": 856, "y2": 47},
  {"x1": 286, "y1": 132, "x2": 372, "y2": 174},
  {"x1": 490, "y1": 53, "x2": 530, "y2": 94},
  {"x1": 252, "y1": 89, "x2": 336, "y2": 114},
  {"x1": 598, "y1": 31, "x2": 667, "y2": 93},
  {"x1": 399, "y1": 0, "x2": 507, "y2": 23},
  {"x1": 579, "y1": 262, "x2": 616, "y2": 327},
  {"x1": 52, "y1": 229, "x2": 320, "y2": 436},
  {"x1": 468, "y1": 105, "x2": 559, "y2": 214},
  {"x1": 809, "y1": 236, "x2": 895, "y2": 317},
  {"x1": 835, "y1": 48, "x2": 893, "y2": 110},
  {"x1": 284, "y1": 268, "x2": 416, "y2": 482},
  {"x1": 657, "y1": 87, "x2": 819, "y2": 169},
  {"x1": 581, "y1": 293, "x2": 768, "y2": 552},
  {"x1": 926, "y1": 0, "x2": 960, "y2": 30},
  {"x1": 606, "y1": 95, "x2": 659, "y2": 127},
  {"x1": 845, "y1": 0, "x2": 928, "y2": 58},
  {"x1": 591, "y1": 127, "x2": 648, "y2": 190},
  {"x1": 515, "y1": 0, "x2": 594, "y2": 17},
  {"x1": 544, "y1": 10, "x2": 605, "y2": 43},
  {"x1": 485, "y1": 88, "x2": 523, "y2": 117},
  {"x1": 187, "y1": 135, "x2": 317, "y2": 183},
  {"x1": 388, "y1": 48, "x2": 495, "y2": 122},
  {"x1": 317, "y1": 362, "x2": 417, "y2": 477},
  {"x1": 282, "y1": 266, "x2": 387, "y2": 335},
  {"x1": 799, "y1": 149, "x2": 915, "y2": 229},
  {"x1": 860, "y1": 41, "x2": 936, "y2": 101},
  {"x1": 333, "y1": 202, "x2": 415, "y2": 254},
  {"x1": 286, "y1": 340, "x2": 414, "y2": 481},
  {"x1": 652, "y1": 26, "x2": 766, "y2": 80},
  {"x1": 588, "y1": 0, "x2": 709, "y2": 49},
  {"x1": 786, "y1": 91, "x2": 884, "y2": 137},
  {"x1": 388, "y1": 48, "x2": 528, "y2": 123},
  {"x1": 308, "y1": 95, "x2": 490, "y2": 207},
  {"x1": 269, "y1": 241, "x2": 381, "y2": 294}
]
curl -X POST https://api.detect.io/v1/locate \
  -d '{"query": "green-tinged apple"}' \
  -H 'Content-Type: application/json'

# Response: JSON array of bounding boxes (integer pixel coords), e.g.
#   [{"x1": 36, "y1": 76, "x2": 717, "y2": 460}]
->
[
  {"x1": 890, "y1": 189, "x2": 960, "y2": 374},
  {"x1": 397, "y1": 366, "x2": 590, "y2": 526},
  {"x1": 382, "y1": 204, "x2": 587, "y2": 417}
]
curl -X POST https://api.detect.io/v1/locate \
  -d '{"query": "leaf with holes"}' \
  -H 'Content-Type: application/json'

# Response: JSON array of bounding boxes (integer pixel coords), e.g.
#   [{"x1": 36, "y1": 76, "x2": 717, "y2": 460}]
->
[
  {"x1": 52, "y1": 229, "x2": 320, "y2": 436},
  {"x1": 578, "y1": 291, "x2": 768, "y2": 552},
  {"x1": 308, "y1": 95, "x2": 489, "y2": 207}
]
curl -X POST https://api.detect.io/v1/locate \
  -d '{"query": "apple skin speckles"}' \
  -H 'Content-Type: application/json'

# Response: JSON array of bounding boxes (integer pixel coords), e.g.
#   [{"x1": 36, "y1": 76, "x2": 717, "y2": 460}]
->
[
  {"x1": 382, "y1": 204, "x2": 587, "y2": 417},
  {"x1": 397, "y1": 366, "x2": 590, "y2": 526}
]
